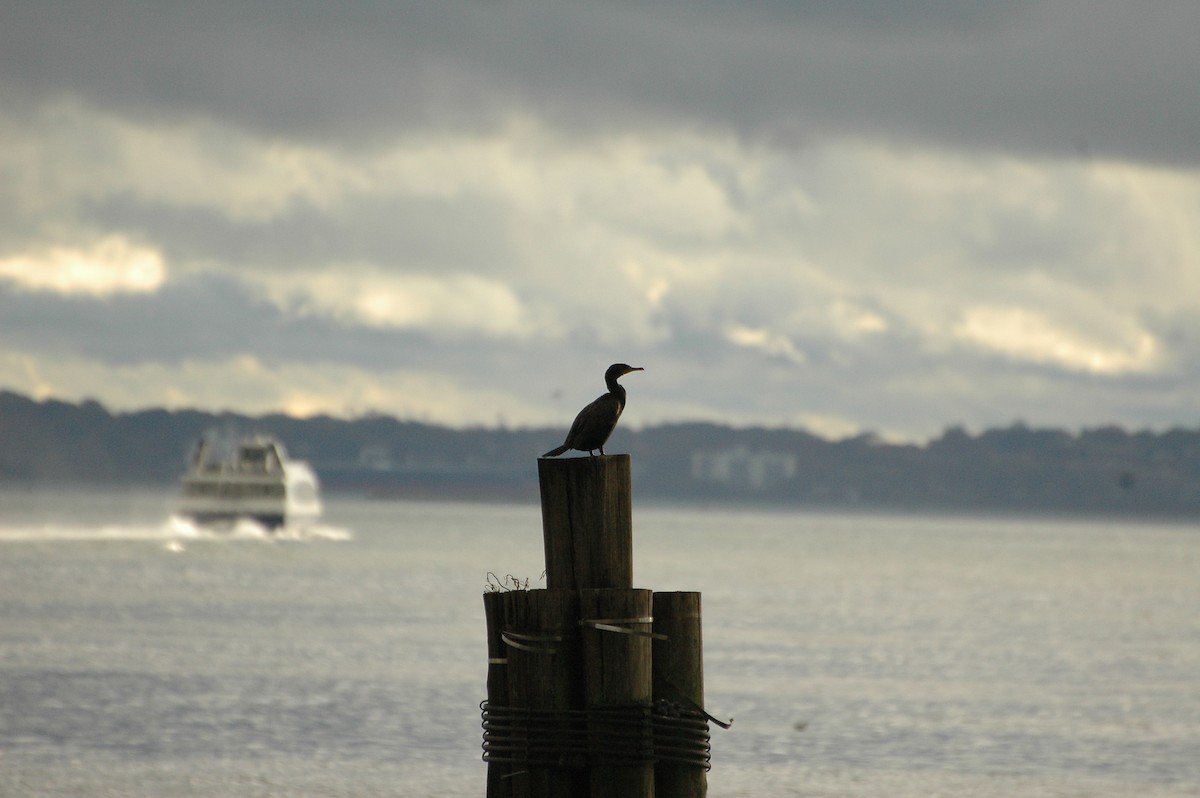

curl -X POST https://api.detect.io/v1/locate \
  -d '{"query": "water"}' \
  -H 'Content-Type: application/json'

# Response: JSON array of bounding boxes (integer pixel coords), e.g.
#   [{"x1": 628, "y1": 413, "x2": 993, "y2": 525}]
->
[{"x1": 1, "y1": 487, "x2": 1198, "y2": 797}]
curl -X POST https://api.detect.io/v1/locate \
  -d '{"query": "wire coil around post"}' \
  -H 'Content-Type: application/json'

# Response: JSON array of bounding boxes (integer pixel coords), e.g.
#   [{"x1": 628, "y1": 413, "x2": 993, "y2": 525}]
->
[{"x1": 480, "y1": 699, "x2": 713, "y2": 770}]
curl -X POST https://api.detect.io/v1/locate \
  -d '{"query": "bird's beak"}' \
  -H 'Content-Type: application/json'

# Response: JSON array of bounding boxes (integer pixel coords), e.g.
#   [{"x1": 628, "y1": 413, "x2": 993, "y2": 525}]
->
[{"x1": 628, "y1": 366, "x2": 645, "y2": 373}]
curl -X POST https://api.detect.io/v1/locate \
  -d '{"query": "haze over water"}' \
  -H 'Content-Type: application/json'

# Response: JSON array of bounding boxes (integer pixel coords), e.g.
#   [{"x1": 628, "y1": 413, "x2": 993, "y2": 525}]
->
[{"x1": 2, "y1": 488, "x2": 1198, "y2": 797}]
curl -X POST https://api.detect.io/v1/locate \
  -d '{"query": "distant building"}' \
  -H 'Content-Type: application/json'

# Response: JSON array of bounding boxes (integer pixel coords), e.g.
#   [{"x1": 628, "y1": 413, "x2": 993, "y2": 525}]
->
[
  {"x1": 690, "y1": 445, "x2": 797, "y2": 492},
  {"x1": 358, "y1": 444, "x2": 394, "y2": 470}
]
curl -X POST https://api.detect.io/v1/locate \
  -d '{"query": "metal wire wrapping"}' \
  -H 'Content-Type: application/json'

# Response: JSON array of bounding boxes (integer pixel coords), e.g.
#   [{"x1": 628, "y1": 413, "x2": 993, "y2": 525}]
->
[{"x1": 481, "y1": 699, "x2": 712, "y2": 770}]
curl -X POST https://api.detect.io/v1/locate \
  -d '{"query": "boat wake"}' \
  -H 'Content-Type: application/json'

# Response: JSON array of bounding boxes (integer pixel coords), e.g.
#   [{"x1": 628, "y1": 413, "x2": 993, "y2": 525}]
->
[
  {"x1": 0, "y1": 515, "x2": 352, "y2": 545},
  {"x1": 165, "y1": 515, "x2": 352, "y2": 544}
]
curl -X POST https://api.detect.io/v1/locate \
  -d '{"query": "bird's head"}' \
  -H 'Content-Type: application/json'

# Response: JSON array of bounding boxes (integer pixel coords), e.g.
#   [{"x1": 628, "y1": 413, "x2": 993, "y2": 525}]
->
[{"x1": 606, "y1": 363, "x2": 644, "y2": 382}]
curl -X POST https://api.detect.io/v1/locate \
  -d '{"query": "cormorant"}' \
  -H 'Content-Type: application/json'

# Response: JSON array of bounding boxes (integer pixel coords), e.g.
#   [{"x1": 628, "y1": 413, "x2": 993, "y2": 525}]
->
[{"x1": 542, "y1": 363, "x2": 644, "y2": 457}]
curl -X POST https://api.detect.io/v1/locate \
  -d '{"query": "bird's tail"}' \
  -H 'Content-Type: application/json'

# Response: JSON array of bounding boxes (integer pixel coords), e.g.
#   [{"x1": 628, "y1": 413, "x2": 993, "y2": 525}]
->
[{"x1": 542, "y1": 444, "x2": 570, "y2": 458}]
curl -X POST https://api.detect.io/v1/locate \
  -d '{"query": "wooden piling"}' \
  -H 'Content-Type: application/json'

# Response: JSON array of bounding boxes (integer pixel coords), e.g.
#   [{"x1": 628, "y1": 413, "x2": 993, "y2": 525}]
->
[
  {"x1": 580, "y1": 588, "x2": 655, "y2": 798},
  {"x1": 538, "y1": 456, "x2": 633, "y2": 590},
  {"x1": 483, "y1": 590, "x2": 513, "y2": 798},
  {"x1": 652, "y1": 592, "x2": 707, "y2": 798},
  {"x1": 505, "y1": 589, "x2": 586, "y2": 798}
]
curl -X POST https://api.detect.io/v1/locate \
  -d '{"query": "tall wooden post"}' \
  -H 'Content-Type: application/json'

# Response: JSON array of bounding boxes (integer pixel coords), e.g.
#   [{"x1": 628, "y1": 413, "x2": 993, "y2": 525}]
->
[{"x1": 538, "y1": 456, "x2": 633, "y2": 591}]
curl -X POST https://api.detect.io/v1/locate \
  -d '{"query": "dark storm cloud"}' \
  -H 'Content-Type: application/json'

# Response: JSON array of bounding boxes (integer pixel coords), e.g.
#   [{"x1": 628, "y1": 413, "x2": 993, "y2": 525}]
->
[
  {"x1": 83, "y1": 191, "x2": 521, "y2": 275},
  {"x1": 0, "y1": 273, "x2": 286, "y2": 363},
  {"x1": 0, "y1": 273, "x2": 428, "y2": 369},
  {"x1": 4, "y1": 1, "x2": 1200, "y2": 166}
]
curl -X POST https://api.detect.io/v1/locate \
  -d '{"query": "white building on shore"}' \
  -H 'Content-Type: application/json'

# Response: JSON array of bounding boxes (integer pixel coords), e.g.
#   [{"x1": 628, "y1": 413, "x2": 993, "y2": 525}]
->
[{"x1": 690, "y1": 445, "x2": 798, "y2": 492}]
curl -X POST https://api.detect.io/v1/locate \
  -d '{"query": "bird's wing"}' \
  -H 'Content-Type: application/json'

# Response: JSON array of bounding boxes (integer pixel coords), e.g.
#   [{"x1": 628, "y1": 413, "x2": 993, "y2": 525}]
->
[
  {"x1": 564, "y1": 396, "x2": 600, "y2": 441},
  {"x1": 565, "y1": 394, "x2": 622, "y2": 448},
  {"x1": 562, "y1": 403, "x2": 591, "y2": 443}
]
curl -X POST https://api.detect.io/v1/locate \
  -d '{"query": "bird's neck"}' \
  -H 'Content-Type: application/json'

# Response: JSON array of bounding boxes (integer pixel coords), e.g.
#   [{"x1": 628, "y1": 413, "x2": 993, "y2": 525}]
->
[{"x1": 607, "y1": 379, "x2": 627, "y2": 405}]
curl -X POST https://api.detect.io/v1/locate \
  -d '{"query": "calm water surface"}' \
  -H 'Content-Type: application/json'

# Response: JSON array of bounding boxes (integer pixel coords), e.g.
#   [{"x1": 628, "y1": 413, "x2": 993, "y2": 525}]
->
[{"x1": 1, "y1": 487, "x2": 1197, "y2": 797}]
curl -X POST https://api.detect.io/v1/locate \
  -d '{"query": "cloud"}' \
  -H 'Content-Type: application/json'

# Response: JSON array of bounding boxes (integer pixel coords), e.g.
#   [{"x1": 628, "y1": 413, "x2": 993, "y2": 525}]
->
[
  {"x1": 253, "y1": 268, "x2": 530, "y2": 339},
  {"x1": 0, "y1": 235, "x2": 166, "y2": 296},
  {"x1": 725, "y1": 325, "x2": 808, "y2": 366},
  {"x1": 0, "y1": 98, "x2": 364, "y2": 229},
  {"x1": 953, "y1": 306, "x2": 1159, "y2": 375}
]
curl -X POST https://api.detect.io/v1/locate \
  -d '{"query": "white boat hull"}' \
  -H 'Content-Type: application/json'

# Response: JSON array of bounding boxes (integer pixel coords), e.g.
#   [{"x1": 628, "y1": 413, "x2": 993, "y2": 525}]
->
[{"x1": 176, "y1": 436, "x2": 322, "y2": 530}]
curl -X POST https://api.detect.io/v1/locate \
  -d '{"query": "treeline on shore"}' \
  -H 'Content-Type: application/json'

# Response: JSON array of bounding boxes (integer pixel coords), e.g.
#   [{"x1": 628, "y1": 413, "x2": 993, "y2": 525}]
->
[{"x1": 2, "y1": 390, "x2": 1200, "y2": 517}]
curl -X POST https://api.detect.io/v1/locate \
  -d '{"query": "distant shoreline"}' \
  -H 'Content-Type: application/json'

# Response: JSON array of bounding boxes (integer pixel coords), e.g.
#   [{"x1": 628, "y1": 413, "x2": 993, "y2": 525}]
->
[{"x1": 4, "y1": 390, "x2": 1200, "y2": 519}]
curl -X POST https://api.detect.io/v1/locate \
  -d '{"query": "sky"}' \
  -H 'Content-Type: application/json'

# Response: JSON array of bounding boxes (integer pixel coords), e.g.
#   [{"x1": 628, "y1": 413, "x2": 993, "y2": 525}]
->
[{"x1": 3, "y1": 1, "x2": 1200, "y2": 442}]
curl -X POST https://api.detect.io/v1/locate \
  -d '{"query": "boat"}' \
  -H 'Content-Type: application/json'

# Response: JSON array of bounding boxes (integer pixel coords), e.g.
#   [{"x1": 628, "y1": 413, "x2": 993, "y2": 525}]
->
[{"x1": 176, "y1": 434, "x2": 322, "y2": 529}]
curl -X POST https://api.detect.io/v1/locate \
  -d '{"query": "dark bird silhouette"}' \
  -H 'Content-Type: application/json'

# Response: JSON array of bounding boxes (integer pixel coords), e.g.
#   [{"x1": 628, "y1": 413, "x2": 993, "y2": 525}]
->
[{"x1": 542, "y1": 363, "x2": 644, "y2": 457}]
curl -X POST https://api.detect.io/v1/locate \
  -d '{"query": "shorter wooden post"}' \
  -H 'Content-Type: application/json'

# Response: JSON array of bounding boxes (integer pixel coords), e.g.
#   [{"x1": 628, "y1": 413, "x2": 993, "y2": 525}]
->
[
  {"x1": 580, "y1": 588, "x2": 654, "y2": 798},
  {"x1": 652, "y1": 592, "x2": 707, "y2": 798},
  {"x1": 484, "y1": 591, "x2": 513, "y2": 798},
  {"x1": 505, "y1": 589, "x2": 586, "y2": 798},
  {"x1": 538, "y1": 456, "x2": 633, "y2": 590}
]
